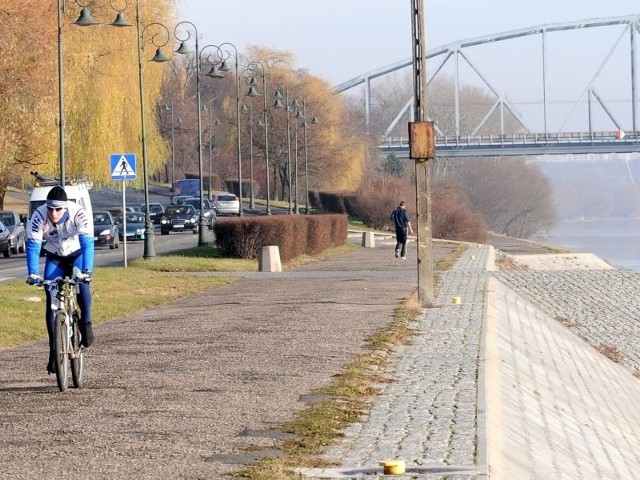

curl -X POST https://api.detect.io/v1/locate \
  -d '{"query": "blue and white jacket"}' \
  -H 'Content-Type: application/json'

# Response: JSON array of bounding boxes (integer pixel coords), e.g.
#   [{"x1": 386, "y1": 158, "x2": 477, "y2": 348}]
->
[{"x1": 26, "y1": 203, "x2": 94, "y2": 276}]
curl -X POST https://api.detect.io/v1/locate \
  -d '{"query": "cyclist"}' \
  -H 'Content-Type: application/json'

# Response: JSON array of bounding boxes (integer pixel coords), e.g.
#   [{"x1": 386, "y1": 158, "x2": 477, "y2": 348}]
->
[{"x1": 25, "y1": 185, "x2": 95, "y2": 374}]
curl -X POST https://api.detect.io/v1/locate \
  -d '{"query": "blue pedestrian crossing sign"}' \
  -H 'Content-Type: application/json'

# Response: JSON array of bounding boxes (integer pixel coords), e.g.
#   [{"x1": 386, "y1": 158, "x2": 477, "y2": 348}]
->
[{"x1": 110, "y1": 153, "x2": 137, "y2": 181}]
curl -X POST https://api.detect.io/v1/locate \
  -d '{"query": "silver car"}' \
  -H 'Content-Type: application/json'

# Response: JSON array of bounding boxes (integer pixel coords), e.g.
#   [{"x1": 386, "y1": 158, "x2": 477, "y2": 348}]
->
[
  {"x1": 0, "y1": 211, "x2": 26, "y2": 254},
  {"x1": 212, "y1": 193, "x2": 240, "y2": 216}
]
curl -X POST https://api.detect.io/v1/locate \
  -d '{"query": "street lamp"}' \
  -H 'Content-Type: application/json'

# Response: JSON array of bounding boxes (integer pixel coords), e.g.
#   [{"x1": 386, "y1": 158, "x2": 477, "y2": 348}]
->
[
  {"x1": 241, "y1": 103, "x2": 256, "y2": 209},
  {"x1": 301, "y1": 100, "x2": 320, "y2": 215},
  {"x1": 74, "y1": 0, "x2": 171, "y2": 259},
  {"x1": 245, "y1": 61, "x2": 271, "y2": 215},
  {"x1": 57, "y1": 0, "x2": 71, "y2": 186},
  {"x1": 292, "y1": 100, "x2": 303, "y2": 214},
  {"x1": 164, "y1": 104, "x2": 182, "y2": 187},
  {"x1": 273, "y1": 88, "x2": 294, "y2": 214},
  {"x1": 214, "y1": 43, "x2": 243, "y2": 216},
  {"x1": 205, "y1": 100, "x2": 221, "y2": 200},
  {"x1": 174, "y1": 21, "x2": 210, "y2": 246}
]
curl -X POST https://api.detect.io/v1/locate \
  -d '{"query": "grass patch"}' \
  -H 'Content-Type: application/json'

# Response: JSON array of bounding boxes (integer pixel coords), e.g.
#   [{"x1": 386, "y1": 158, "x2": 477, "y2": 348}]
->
[
  {"x1": 436, "y1": 242, "x2": 468, "y2": 271},
  {"x1": 0, "y1": 242, "x2": 361, "y2": 350},
  {"x1": 0, "y1": 269, "x2": 237, "y2": 349},
  {"x1": 130, "y1": 244, "x2": 258, "y2": 272}
]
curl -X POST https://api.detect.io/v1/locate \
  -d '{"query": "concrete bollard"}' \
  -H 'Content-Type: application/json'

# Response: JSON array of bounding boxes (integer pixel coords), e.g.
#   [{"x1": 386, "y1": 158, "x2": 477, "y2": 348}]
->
[
  {"x1": 362, "y1": 231, "x2": 376, "y2": 248},
  {"x1": 258, "y1": 245, "x2": 282, "y2": 272}
]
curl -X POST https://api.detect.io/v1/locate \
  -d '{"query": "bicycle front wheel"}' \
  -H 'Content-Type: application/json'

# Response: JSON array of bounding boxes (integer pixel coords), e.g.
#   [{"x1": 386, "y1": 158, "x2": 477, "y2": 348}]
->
[
  {"x1": 54, "y1": 312, "x2": 70, "y2": 392},
  {"x1": 70, "y1": 310, "x2": 85, "y2": 389}
]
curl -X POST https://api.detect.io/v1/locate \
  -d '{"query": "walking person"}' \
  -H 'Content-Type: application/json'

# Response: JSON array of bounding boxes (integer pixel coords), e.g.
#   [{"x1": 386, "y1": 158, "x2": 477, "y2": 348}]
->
[
  {"x1": 390, "y1": 200, "x2": 413, "y2": 260},
  {"x1": 25, "y1": 186, "x2": 95, "y2": 374}
]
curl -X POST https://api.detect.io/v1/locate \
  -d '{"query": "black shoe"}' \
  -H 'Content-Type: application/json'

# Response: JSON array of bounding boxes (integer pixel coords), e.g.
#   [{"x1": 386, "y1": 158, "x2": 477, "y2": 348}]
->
[
  {"x1": 80, "y1": 322, "x2": 94, "y2": 348},
  {"x1": 47, "y1": 351, "x2": 56, "y2": 375}
]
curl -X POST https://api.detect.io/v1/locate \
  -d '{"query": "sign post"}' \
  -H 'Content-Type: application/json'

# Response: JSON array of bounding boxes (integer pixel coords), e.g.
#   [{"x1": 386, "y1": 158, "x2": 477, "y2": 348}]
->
[{"x1": 110, "y1": 154, "x2": 137, "y2": 267}]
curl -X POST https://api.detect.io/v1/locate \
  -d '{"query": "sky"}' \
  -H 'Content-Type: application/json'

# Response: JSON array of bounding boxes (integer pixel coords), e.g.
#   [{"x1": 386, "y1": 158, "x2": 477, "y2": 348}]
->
[{"x1": 177, "y1": 0, "x2": 640, "y2": 87}]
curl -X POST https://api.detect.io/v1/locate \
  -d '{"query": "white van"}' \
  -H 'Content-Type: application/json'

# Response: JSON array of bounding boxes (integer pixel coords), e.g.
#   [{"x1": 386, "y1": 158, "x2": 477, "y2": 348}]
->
[{"x1": 28, "y1": 172, "x2": 93, "y2": 222}]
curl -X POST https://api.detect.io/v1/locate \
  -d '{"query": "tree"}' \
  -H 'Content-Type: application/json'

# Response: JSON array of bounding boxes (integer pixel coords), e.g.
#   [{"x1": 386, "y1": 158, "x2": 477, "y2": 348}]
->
[
  {"x1": 222, "y1": 46, "x2": 369, "y2": 202},
  {"x1": 0, "y1": 0, "x2": 57, "y2": 208},
  {"x1": 438, "y1": 158, "x2": 555, "y2": 238},
  {"x1": 0, "y1": 0, "x2": 176, "y2": 206},
  {"x1": 381, "y1": 153, "x2": 405, "y2": 176}
]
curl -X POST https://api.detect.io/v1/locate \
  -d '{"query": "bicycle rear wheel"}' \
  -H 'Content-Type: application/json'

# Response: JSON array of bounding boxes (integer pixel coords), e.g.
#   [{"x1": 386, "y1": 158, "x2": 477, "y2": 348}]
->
[
  {"x1": 70, "y1": 310, "x2": 85, "y2": 389},
  {"x1": 54, "y1": 312, "x2": 70, "y2": 392}
]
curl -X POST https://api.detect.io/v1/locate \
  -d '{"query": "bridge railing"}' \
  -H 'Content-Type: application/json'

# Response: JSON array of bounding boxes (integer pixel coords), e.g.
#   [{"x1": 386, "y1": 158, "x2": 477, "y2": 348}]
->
[{"x1": 381, "y1": 131, "x2": 640, "y2": 148}]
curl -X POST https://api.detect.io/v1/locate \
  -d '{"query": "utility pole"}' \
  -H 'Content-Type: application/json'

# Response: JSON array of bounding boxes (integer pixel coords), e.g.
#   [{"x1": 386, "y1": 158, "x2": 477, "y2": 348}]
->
[{"x1": 410, "y1": 0, "x2": 435, "y2": 305}]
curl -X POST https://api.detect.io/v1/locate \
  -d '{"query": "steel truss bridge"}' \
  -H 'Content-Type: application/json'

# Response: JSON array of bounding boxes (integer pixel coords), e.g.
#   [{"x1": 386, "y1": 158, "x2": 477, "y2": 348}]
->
[{"x1": 335, "y1": 15, "x2": 640, "y2": 158}]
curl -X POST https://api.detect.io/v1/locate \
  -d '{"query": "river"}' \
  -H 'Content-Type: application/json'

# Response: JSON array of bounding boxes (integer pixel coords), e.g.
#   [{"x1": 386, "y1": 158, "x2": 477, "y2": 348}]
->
[{"x1": 533, "y1": 218, "x2": 640, "y2": 272}]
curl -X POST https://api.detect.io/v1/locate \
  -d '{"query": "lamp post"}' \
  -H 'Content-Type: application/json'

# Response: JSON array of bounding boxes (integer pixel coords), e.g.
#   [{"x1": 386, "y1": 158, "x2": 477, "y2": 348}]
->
[
  {"x1": 245, "y1": 61, "x2": 271, "y2": 215},
  {"x1": 74, "y1": 0, "x2": 170, "y2": 259},
  {"x1": 301, "y1": 100, "x2": 320, "y2": 215},
  {"x1": 273, "y1": 89, "x2": 293, "y2": 214},
  {"x1": 206, "y1": 100, "x2": 221, "y2": 201},
  {"x1": 241, "y1": 103, "x2": 256, "y2": 209},
  {"x1": 57, "y1": 0, "x2": 69, "y2": 186},
  {"x1": 215, "y1": 43, "x2": 243, "y2": 216},
  {"x1": 292, "y1": 100, "x2": 302, "y2": 214},
  {"x1": 174, "y1": 21, "x2": 210, "y2": 246},
  {"x1": 164, "y1": 104, "x2": 181, "y2": 187}
]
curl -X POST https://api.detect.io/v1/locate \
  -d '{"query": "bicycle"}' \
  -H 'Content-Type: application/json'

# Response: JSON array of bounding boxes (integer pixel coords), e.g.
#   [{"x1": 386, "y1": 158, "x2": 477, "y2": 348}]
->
[{"x1": 42, "y1": 277, "x2": 86, "y2": 391}]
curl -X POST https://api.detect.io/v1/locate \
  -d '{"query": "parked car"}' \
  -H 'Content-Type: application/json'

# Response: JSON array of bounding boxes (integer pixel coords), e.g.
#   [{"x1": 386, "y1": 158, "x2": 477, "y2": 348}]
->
[
  {"x1": 0, "y1": 211, "x2": 26, "y2": 254},
  {"x1": 160, "y1": 205, "x2": 199, "y2": 235},
  {"x1": 140, "y1": 202, "x2": 165, "y2": 225},
  {"x1": 212, "y1": 192, "x2": 240, "y2": 216},
  {"x1": 0, "y1": 220, "x2": 12, "y2": 258},
  {"x1": 118, "y1": 212, "x2": 146, "y2": 241},
  {"x1": 93, "y1": 211, "x2": 120, "y2": 249},
  {"x1": 182, "y1": 197, "x2": 216, "y2": 229},
  {"x1": 170, "y1": 179, "x2": 200, "y2": 200},
  {"x1": 106, "y1": 206, "x2": 139, "y2": 221}
]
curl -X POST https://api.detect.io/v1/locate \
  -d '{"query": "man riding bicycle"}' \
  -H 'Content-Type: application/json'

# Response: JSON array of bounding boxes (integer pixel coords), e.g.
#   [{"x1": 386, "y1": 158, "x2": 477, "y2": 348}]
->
[{"x1": 25, "y1": 186, "x2": 95, "y2": 374}]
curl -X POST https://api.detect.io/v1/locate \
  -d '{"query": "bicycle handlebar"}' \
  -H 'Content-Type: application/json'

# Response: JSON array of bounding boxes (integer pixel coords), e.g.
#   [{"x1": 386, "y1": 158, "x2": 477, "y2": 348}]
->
[{"x1": 42, "y1": 277, "x2": 85, "y2": 287}]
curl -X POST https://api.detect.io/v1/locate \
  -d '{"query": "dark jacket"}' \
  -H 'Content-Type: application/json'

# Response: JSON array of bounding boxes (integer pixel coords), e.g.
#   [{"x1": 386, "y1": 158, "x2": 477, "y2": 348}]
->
[{"x1": 391, "y1": 207, "x2": 410, "y2": 231}]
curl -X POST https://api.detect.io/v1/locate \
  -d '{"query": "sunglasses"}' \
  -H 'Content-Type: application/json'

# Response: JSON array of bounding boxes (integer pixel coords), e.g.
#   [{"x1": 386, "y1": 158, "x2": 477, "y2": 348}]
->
[{"x1": 47, "y1": 206, "x2": 65, "y2": 212}]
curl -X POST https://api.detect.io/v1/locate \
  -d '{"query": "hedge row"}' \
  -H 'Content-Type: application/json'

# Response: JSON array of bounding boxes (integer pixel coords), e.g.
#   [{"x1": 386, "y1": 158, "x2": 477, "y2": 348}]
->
[{"x1": 213, "y1": 214, "x2": 348, "y2": 262}]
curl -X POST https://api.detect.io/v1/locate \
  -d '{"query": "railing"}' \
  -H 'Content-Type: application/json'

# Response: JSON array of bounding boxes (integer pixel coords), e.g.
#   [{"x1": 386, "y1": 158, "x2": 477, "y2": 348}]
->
[{"x1": 380, "y1": 131, "x2": 640, "y2": 157}]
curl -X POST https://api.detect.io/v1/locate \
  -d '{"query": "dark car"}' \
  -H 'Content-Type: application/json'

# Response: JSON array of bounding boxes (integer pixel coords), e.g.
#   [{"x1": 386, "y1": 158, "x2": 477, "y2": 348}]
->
[
  {"x1": 118, "y1": 212, "x2": 146, "y2": 241},
  {"x1": 0, "y1": 211, "x2": 26, "y2": 254},
  {"x1": 160, "y1": 205, "x2": 199, "y2": 235},
  {"x1": 93, "y1": 211, "x2": 120, "y2": 249},
  {"x1": 140, "y1": 202, "x2": 165, "y2": 225},
  {"x1": 182, "y1": 197, "x2": 216, "y2": 229},
  {"x1": 0, "y1": 220, "x2": 12, "y2": 258}
]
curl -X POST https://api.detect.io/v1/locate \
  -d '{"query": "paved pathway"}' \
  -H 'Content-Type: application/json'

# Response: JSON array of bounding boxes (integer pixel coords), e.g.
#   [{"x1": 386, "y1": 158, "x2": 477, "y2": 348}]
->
[{"x1": 302, "y1": 243, "x2": 492, "y2": 479}]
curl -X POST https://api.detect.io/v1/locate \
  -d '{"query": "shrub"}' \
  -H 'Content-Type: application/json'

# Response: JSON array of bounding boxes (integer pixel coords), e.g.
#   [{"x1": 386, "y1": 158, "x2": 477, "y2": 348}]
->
[
  {"x1": 432, "y1": 184, "x2": 487, "y2": 243},
  {"x1": 349, "y1": 173, "x2": 415, "y2": 230},
  {"x1": 213, "y1": 214, "x2": 348, "y2": 262}
]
